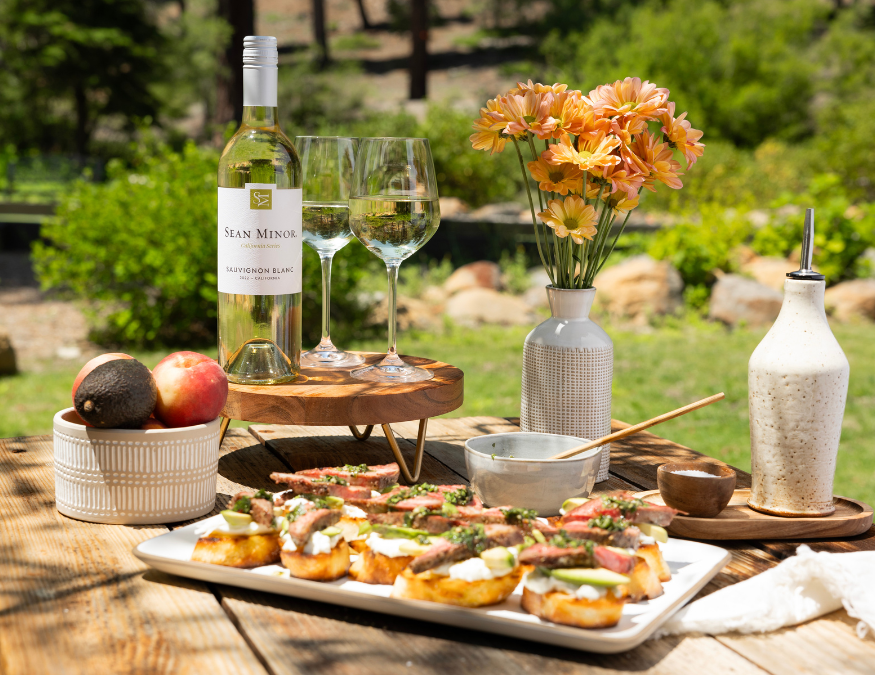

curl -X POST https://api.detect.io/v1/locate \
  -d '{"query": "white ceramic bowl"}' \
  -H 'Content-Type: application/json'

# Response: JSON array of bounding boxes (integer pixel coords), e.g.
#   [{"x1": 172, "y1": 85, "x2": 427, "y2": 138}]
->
[
  {"x1": 53, "y1": 408, "x2": 220, "y2": 524},
  {"x1": 465, "y1": 432, "x2": 602, "y2": 516}
]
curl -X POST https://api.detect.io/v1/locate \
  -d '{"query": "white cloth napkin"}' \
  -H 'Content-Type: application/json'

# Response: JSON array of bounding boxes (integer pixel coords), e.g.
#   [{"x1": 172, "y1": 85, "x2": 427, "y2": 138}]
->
[{"x1": 656, "y1": 544, "x2": 875, "y2": 639}]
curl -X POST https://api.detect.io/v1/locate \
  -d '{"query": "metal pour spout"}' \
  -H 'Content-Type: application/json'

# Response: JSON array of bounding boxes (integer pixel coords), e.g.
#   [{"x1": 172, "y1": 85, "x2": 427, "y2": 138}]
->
[{"x1": 787, "y1": 208, "x2": 825, "y2": 281}]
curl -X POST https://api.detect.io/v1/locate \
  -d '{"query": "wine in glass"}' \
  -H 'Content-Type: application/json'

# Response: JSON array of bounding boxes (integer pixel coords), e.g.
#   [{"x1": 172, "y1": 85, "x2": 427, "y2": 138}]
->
[
  {"x1": 296, "y1": 136, "x2": 365, "y2": 368},
  {"x1": 349, "y1": 137, "x2": 440, "y2": 382}
]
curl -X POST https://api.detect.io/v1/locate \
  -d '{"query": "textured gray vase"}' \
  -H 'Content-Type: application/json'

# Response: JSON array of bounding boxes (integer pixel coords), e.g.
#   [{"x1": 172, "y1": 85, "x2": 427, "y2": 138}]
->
[{"x1": 520, "y1": 286, "x2": 613, "y2": 482}]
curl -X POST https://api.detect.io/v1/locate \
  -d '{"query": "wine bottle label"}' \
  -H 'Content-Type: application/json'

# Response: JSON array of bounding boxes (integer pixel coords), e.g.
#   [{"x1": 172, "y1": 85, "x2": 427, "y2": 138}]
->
[{"x1": 218, "y1": 183, "x2": 302, "y2": 295}]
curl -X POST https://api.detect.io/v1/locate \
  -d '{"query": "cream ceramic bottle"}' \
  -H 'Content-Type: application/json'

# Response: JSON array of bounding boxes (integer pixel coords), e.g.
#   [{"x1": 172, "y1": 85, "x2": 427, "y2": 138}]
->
[{"x1": 748, "y1": 209, "x2": 849, "y2": 516}]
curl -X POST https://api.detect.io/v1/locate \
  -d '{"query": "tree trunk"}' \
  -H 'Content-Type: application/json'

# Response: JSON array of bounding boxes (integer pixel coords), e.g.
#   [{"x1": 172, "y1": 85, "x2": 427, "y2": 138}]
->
[
  {"x1": 354, "y1": 0, "x2": 372, "y2": 30},
  {"x1": 409, "y1": 0, "x2": 428, "y2": 100},
  {"x1": 73, "y1": 84, "x2": 89, "y2": 159},
  {"x1": 214, "y1": 0, "x2": 255, "y2": 142},
  {"x1": 312, "y1": 0, "x2": 330, "y2": 70}
]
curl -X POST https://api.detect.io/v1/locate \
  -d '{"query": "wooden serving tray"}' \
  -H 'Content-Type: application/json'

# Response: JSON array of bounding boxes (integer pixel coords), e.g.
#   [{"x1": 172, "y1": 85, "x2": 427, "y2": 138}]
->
[{"x1": 634, "y1": 489, "x2": 873, "y2": 540}]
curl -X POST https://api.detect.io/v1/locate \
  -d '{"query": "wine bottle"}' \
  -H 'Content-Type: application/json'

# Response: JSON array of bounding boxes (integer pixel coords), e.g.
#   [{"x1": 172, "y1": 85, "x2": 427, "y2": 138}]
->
[{"x1": 217, "y1": 36, "x2": 302, "y2": 384}]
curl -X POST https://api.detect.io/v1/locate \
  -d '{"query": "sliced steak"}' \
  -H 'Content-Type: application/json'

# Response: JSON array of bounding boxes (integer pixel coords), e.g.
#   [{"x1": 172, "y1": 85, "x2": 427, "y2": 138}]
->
[
  {"x1": 593, "y1": 545, "x2": 635, "y2": 574},
  {"x1": 408, "y1": 524, "x2": 525, "y2": 574},
  {"x1": 562, "y1": 499, "x2": 621, "y2": 523},
  {"x1": 270, "y1": 472, "x2": 373, "y2": 500},
  {"x1": 408, "y1": 539, "x2": 469, "y2": 574},
  {"x1": 391, "y1": 495, "x2": 445, "y2": 511},
  {"x1": 532, "y1": 520, "x2": 560, "y2": 537},
  {"x1": 286, "y1": 508, "x2": 341, "y2": 549},
  {"x1": 460, "y1": 507, "x2": 508, "y2": 525},
  {"x1": 630, "y1": 504, "x2": 679, "y2": 527},
  {"x1": 560, "y1": 521, "x2": 642, "y2": 550},
  {"x1": 345, "y1": 496, "x2": 389, "y2": 514},
  {"x1": 367, "y1": 512, "x2": 463, "y2": 534},
  {"x1": 249, "y1": 498, "x2": 275, "y2": 526},
  {"x1": 519, "y1": 542, "x2": 633, "y2": 574},
  {"x1": 295, "y1": 462, "x2": 401, "y2": 489}
]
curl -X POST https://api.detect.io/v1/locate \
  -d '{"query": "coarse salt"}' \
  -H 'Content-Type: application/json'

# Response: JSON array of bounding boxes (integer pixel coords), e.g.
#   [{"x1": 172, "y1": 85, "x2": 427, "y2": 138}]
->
[{"x1": 672, "y1": 469, "x2": 718, "y2": 478}]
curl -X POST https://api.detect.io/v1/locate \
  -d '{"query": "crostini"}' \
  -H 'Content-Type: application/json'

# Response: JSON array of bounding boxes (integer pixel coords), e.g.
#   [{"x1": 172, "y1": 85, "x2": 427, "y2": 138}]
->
[
  {"x1": 191, "y1": 489, "x2": 281, "y2": 568},
  {"x1": 277, "y1": 495, "x2": 350, "y2": 581},
  {"x1": 518, "y1": 532, "x2": 635, "y2": 628},
  {"x1": 391, "y1": 524, "x2": 525, "y2": 608}
]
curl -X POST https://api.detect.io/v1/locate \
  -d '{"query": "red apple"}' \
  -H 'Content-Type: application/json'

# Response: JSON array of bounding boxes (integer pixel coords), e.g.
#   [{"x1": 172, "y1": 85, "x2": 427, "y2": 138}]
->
[
  {"x1": 152, "y1": 351, "x2": 228, "y2": 428},
  {"x1": 72, "y1": 353, "x2": 134, "y2": 403}
]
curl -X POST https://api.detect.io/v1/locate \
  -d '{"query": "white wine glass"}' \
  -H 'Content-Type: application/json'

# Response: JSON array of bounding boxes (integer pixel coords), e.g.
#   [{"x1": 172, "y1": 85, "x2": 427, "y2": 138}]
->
[
  {"x1": 296, "y1": 136, "x2": 365, "y2": 368},
  {"x1": 349, "y1": 137, "x2": 440, "y2": 382}
]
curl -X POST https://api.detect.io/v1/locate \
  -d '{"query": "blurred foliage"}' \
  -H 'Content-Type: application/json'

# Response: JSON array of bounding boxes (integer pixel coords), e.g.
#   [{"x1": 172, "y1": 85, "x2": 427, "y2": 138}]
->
[
  {"x1": 499, "y1": 247, "x2": 530, "y2": 295},
  {"x1": 32, "y1": 141, "x2": 374, "y2": 348},
  {"x1": 648, "y1": 205, "x2": 753, "y2": 309},
  {"x1": 751, "y1": 175, "x2": 875, "y2": 283}
]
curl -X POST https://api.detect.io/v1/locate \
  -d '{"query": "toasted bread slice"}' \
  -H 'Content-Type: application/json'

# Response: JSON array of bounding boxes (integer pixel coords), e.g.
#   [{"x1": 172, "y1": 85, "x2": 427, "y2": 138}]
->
[
  {"x1": 621, "y1": 557, "x2": 664, "y2": 602},
  {"x1": 520, "y1": 586, "x2": 627, "y2": 628},
  {"x1": 191, "y1": 533, "x2": 281, "y2": 568},
  {"x1": 392, "y1": 566, "x2": 523, "y2": 608},
  {"x1": 280, "y1": 539, "x2": 350, "y2": 581},
  {"x1": 348, "y1": 549, "x2": 415, "y2": 585},
  {"x1": 637, "y1": 543, "x2": 671, "y2": 582}
]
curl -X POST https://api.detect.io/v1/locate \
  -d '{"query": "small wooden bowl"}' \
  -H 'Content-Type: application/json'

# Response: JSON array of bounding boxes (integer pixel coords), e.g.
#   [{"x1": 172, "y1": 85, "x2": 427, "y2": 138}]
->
[{"x1": 657, "y1": 462, "x2": 736, "y2": 518}]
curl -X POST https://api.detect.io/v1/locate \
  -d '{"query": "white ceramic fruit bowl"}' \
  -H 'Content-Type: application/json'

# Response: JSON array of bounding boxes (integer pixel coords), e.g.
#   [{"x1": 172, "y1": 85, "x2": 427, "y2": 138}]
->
[
  {"x1": 465, "y1": 432, "x2": 602, "y2": 516},
  {"x1": 53, "y1": 408, "x2": 220, "y2": 524}
]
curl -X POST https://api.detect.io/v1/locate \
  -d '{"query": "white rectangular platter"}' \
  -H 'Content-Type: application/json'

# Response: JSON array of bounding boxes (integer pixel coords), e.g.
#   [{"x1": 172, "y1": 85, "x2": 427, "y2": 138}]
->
[{"x1": 133, "y1": 515, "x2": 730, "y2": 654}]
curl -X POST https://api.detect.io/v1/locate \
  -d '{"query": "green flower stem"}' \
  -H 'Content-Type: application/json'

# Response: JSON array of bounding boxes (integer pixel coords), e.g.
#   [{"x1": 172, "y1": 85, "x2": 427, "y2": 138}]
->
[
  {"x1": 586, "y1": 196, "x2": 615, "y2": 287},
  {"x1": 512, "y1": 135, "x2": 554, "y2": 286},
  {"x1": 596, "y1": 210, "x2": 632, "y2": 276},
  {"x1": 525, "y1": 134, "x2": 546, "y2": 213}
]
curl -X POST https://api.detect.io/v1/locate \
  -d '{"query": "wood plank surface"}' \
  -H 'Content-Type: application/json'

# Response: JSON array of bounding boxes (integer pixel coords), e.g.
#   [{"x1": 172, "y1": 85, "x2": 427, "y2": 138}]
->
[
  {"x1": 223, "y1": 353, "x2": 463, "y2": 426},
  {"x1": 0, "y1": 434, "x2": 268, "y2": 675}
]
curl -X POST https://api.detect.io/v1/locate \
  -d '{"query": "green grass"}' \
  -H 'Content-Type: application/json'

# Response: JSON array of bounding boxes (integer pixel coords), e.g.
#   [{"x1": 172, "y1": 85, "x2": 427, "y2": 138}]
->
[{"x1": 2, "y1": 323, "x2": 873, "y2": 504}]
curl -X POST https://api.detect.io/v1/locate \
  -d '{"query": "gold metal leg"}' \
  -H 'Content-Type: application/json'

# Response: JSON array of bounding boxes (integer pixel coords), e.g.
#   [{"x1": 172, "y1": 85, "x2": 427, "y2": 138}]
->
[
  {"x1": 219, "y1": 416, "x2": 232, "y2": 446},
  {"x1": 349, "y1": 425, "x2": 374, "y2": 441},
  {"x1": 382, "y1": 419, "x2": 428, "y2": 484}
]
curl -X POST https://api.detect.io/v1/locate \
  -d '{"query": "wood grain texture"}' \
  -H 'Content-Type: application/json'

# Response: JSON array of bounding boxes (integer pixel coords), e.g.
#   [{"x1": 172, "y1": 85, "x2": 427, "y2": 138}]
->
[
  {"x1": 0, "y1": 435, "x2": 267, "y2": 675},
  {"x1": 607, "y1": 420, "x2": 753, "y2": 491},
  {"x1": 636, "y1": 489, "x2": 873, "y2": 541},
  {"x1": 222, "y1": 353, "x2": 463, "y2": 426}
]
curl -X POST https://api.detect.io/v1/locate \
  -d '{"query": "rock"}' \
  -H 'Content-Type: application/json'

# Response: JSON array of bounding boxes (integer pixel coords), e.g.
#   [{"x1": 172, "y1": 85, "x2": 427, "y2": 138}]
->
[
  {"x1": 593, "y1": 255, "x2": 683, "y2": 322},
  {"x1": 709, "y1": 274, "x2": 783, "y2": 327},
  {"x1": 438, "y1": 197, "x2": 469, "y2": 218},
  {"x1": 741, "y1": 256, "x2": 794, "y2": 292},
  {"x1": 445, "y1": 288, "x2": 536, "y2": 326},
  {"x1": 0, "y1": 332, "x2": 17, "y2": 375},
  {"x1": 421, "y1": 285, "x2": 449, "y2": 305},
  {"x1": 56, "y1": 345, "x2": 82, "y2": 360},
  {"x1": 369, "y1": 296, "x2": 440, "y2": 331},
  {"x1": 825, "y1": 279, "x2": 875, "y2": 322},
  {"x1": 443, "y1": 261, "x2": 502, "y2": 295},
  {"x1": 522, "y1": 267, "x2": 552, "y2": 309}
]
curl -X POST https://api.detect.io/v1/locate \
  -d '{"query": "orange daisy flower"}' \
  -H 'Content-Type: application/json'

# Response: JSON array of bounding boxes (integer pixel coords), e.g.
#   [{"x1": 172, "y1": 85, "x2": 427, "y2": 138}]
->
[
  {"x1": 492, "y1": 91, "x2": 556, "y2": 139},
  {"x1": 546, "y1": 132, "x2": 621, "y2": 172},
  {"x1": 631, "y1": 131, "x2": 684, "y2": 191},
  {"x1": 537, "y1": 195, "x2": 598, "y2": 244},
  {"x1": 470, "y1": 116, "x2": 508, "y2": 154},
  {"x1": 586, "y1": 77, "x2": 669, "y2": 119},
  {"x1": 593, "y1": 162, "x2": 644, "y2": 199},
  {"x1": 527, "y1": 157, "x2": 583, "y2": 195},
  {"x1": 510, "y1": 80, "x2": 568, "y2": 96},
  {"x1": 659, "y1": 102, "x2": 705, "y2": 167},
  {"x1": 609, "y1": 193, "x2": 640, "y2": 215}
]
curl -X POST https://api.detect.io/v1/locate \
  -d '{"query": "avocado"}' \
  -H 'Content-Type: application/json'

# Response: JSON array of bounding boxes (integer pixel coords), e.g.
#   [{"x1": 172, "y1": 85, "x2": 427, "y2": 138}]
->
[
  {"x1": 637, "y1": 523, "x2": 669, "y2": 543},
  {"x1": 561, "y1": 497, "x2": 590, "y2": 512},
  {"x1": 480, "y1": 546, "x2": 515, "y2": 570},
  {"x1": 374, "y1": 525, "x2": 429, "y2": 539},
  {"x1": 320, "y1": 526, "x2": 342, "y2": 537},
  {"x1": 549, "y1": 567, "x2": 630, "y2": 587},
  {"x1": 221, "y1": 510, "x2": 253, "y2": 528},
  {"x1": 74, "y1": 359, "x2": 157, "y2": 428}
]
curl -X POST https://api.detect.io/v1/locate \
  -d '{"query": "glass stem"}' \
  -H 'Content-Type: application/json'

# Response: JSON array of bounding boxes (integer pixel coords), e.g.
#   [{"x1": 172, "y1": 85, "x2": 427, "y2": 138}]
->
[
  {"x1": 320, "y1": 253, "x2": 334, "y2": 347},
  {"x1": 382, "y1": 262, "x2": 404, "y2": 367}
]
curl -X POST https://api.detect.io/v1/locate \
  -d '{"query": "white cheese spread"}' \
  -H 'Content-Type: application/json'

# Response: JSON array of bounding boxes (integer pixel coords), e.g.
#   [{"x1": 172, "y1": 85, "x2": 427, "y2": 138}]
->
[
  {"x1": 522, "y1": 571, "x2": 609, "y2": 601},
  {"x1": 371, "y1": 490, "x2": 382, "y2": 499},
  {"x1": 281, "y1": 530, "x2": 342, "y2": 554},
  {"x1": 448, "y1": 557, "x2": 515, "y2": 581},
  {"x1": 342, "y1": 504, "x2": 367, "y2": 519},
  {"x1": 639, "y1": 534, "x2": 656, "y2": 546},
  {"x1": 196, "y1": 520, "x2": 275, "y2": 538},
  {"x1": 365, "y1": 533, "x2": 412, "y2": 558}
]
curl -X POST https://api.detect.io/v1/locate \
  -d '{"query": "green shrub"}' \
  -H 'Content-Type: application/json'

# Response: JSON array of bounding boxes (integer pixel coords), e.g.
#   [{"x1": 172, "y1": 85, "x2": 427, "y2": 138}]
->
[
  {"x1": 648, "y1": 205, "x2": 753, "y2": 309},
  {"x1": 751, "y1": 175, "x2": 875, "y2": 283},
  {"x1": 33, "y1": 142, "x2": 374, "y2": 348}
]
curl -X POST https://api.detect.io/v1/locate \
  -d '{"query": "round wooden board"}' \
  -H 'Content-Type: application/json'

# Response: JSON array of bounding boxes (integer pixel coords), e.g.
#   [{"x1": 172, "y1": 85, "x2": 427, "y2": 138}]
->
[
  {"x1": 634, "y1": 489, "x2": 874, "y2": 540},
  {"x1": 221, "y1": 352, "x2": 463, "y2": 426}
]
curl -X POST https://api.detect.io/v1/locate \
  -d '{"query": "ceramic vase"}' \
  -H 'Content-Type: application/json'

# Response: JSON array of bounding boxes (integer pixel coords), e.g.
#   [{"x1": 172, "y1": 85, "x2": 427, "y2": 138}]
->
[
  {"x1": 748, "y1": 278, "x2": 849, "y2": 516},
  {"x1": 520, "y1": 286, "x2": 613, "y2": 482}
]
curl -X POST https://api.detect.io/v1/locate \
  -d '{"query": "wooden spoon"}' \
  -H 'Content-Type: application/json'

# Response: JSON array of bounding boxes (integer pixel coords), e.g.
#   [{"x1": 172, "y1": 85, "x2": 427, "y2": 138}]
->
[{"x1": 549, "y1": 392, "x2": 725, "y2": 460}]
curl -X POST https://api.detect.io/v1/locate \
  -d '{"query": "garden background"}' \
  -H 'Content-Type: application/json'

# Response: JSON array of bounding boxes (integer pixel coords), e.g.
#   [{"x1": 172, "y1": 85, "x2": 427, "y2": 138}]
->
[{"x1": 1, "y1": 0, "x2": 873, "y2": 502}]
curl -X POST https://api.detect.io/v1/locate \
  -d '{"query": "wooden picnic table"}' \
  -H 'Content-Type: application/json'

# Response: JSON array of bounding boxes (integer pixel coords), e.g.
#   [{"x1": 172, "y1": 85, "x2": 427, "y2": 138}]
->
[{"x1": 2, "y1": 416, "x2": 874, "y2": 674}]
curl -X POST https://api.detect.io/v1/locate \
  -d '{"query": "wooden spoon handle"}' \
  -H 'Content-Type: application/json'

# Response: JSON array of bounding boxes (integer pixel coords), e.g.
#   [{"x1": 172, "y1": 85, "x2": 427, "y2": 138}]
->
[{"x1": 549, "y1": 392, "x2": 726, "y2": 460}]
